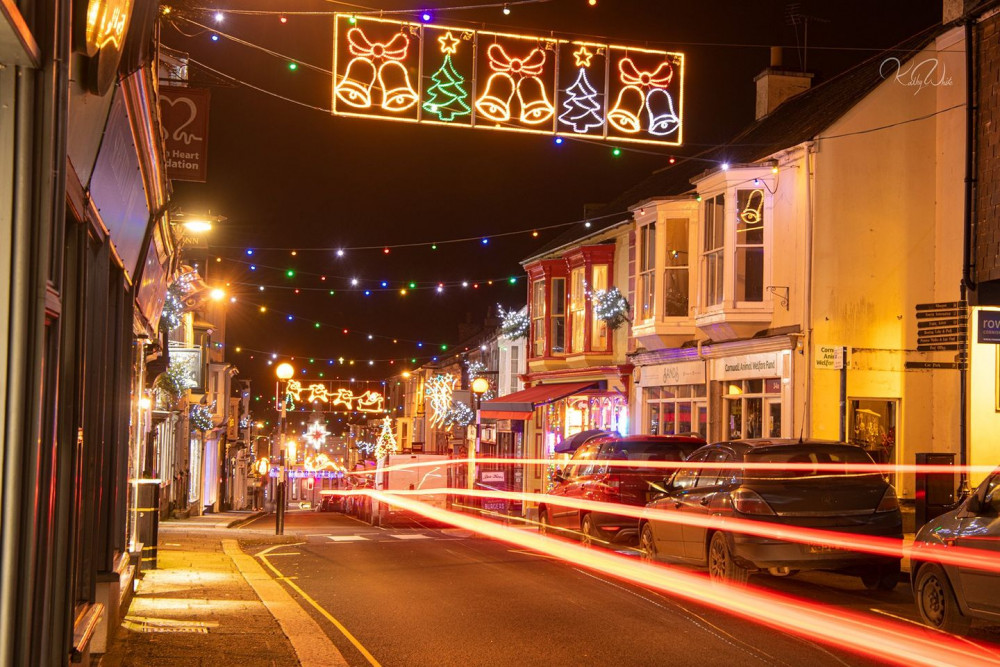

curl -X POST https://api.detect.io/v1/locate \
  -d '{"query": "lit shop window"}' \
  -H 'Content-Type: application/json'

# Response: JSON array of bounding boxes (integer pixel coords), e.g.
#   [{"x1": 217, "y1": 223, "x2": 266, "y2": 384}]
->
[
  {"x1": 702, "y1": 194, "x2": 725, "y2": 308},
  {"x1": 735, "y1": 188, "x2": 765, "y2": 302},
  {"x1": 723, "y1": 378, "x2": 781, "y2": 439},
  {"x1": 645, "y1": 385, "x2": 706, "y2": 435}
]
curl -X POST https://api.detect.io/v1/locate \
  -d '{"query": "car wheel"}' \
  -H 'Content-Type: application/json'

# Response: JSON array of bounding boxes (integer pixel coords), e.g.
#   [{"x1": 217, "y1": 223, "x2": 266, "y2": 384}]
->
[
  {"x1": 581, "y1": 514, "x2": 597, "y2": 548},
  {"x1": 538, "y1": 507, "x2": 549, "y2": 534},
  {"x1": 915, "y1": 564, "x2": 972, "y2": 635},
  {"x1": 860, "y1": 561, "x2": 901, "y2": 591},
  {"x1": 639, "y1": 523, "x2": 657, "y2": 563},
  {"x1": 708, "y1": 532, "x2": 749, "y2": 585}
]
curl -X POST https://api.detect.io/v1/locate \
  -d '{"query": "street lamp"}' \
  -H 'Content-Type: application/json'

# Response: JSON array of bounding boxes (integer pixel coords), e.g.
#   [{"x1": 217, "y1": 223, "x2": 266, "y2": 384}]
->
[
  {"x1": 275, "y1": 362, "x2": 295, "y2": 534},
  {"x1": 470, "y1": 377, "x2": 490, "y2": 492}
]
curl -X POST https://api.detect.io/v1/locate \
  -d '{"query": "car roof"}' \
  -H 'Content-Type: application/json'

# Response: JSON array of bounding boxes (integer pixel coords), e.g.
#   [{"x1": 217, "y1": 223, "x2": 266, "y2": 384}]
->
[
  {"x1": 697, "y1": 439, "x2": 861, "y2": 455},
  {"x1": 587, "y1": 434, "x2": 707, "y2": 447}
]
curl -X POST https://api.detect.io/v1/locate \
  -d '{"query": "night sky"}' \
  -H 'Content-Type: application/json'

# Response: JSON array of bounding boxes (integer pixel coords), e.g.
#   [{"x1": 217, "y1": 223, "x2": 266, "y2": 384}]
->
[{"x1": 161, "y1": 0, "x2": 941, "y2": 421}]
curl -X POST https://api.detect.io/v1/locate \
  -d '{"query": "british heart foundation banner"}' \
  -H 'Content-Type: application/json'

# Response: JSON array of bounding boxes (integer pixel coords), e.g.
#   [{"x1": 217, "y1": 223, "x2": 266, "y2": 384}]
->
[
  {"x1": 332, "y1": 15, "x2": 684, "y2": 147},
  {"x1": 160, "y1": 87, "x2": 211, "y2": 182}
]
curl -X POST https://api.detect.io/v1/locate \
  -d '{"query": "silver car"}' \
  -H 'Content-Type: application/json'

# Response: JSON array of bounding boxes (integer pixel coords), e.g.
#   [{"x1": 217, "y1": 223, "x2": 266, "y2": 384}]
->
[{"x1": 911, "y1": 469, "x2": 1000, "y2": 634}]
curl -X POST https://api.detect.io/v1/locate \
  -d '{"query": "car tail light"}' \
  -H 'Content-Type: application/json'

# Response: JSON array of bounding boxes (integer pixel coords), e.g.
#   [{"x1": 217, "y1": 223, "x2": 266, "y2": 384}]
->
[
  {"x1": 876, "y1": 486, "x2": 899, "y2": 513},
  {"x1": 606, "y1": 474, "x2": 621, "y2": 492},
  {"x1": 732, "y1": 488, "x2": 776, "y2": 516}
]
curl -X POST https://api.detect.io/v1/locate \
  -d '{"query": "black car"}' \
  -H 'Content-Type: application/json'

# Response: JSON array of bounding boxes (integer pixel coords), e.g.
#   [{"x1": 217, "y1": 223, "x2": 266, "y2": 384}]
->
[
  {"x1": 315, "y1": 494, "x2": 344, "y2": 513},
  {"x1": 639, "y1": 439, "x2": 903, "y2": 589}
]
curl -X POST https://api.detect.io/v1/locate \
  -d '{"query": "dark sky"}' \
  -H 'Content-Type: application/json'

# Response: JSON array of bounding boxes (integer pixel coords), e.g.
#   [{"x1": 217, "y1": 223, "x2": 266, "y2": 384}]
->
[{"x1": 162, "y1": 0, "x2": 941, "y2": 415}]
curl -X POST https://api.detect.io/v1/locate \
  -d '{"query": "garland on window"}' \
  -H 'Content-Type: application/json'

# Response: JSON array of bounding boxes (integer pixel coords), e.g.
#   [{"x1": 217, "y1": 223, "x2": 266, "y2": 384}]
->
[
  {"x1": 445, "y1": 401, "x2": 475, "y2": 427},
  {"x1": 498, "y1": 305, "x2": 529, "y2": 340},
  {"x1": 189, "y1": 402, "x2": 216, "y2": 432},
  {"x1": 154, "y1": 361, "x2": 197, "y2": 408},
  {"x1": 591, "y1": 287, "x2": 631, "y2": 330}
]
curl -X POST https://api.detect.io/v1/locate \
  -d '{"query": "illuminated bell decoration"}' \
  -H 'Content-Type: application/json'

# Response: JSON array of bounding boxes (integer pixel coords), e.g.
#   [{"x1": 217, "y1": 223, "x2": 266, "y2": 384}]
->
[{"x1": 336, "y1": 28, "x2": 418, "y2": 112}]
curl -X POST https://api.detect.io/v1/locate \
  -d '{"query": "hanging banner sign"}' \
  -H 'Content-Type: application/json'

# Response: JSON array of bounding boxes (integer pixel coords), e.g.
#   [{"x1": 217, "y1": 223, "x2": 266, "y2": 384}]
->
[
  {"x1": 332, "y1": 15, "x2": 684, "y2": 146},
  {"x1": 159, "y1": 87, "x2": 211, "y2": 182}
]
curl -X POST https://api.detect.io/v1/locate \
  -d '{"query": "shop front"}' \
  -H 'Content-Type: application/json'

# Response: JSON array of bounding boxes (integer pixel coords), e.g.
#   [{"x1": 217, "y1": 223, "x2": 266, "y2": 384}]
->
[
  {"x1": 637, "y1": 358, "x2": 707, "y2": 437},
  {"x1": 708, "y1": 348, "x2": 793, "y2": 442}
]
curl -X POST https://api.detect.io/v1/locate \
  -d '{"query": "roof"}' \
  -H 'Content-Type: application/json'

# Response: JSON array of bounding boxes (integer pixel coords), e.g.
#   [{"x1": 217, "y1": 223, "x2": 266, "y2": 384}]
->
[{"x1": 521, "y1": 22, "x2": 943, "y2": 264}]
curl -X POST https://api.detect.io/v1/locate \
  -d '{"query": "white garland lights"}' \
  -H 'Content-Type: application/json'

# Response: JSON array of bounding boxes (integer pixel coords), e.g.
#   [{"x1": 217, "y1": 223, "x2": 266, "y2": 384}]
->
[
  {"x1": 591, "y1": 286, "x2": 631, "y2": 330},
  {"x1": 445, "y1": 401, "x2": 474, "y2": 427},
  {"x1": 498, "y1": 305, "x2": 529, "y2": 340}
]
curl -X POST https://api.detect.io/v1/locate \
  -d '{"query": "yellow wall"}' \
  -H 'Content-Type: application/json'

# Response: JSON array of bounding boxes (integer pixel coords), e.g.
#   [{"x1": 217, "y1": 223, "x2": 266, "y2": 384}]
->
[{"x1": 970, "y1": 310, "x2": 1000, "y2": 487}]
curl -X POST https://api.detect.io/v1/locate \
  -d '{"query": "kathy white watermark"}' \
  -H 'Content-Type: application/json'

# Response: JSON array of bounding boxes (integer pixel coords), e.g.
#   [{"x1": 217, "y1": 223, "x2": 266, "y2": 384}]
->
[{"x1": 879, "y1": 56, "x2": 953, "y2": 95}]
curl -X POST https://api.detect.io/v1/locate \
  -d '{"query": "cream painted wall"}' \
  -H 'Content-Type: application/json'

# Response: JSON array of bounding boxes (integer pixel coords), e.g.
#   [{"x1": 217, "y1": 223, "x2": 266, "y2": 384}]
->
[{"x1": 806, "y1": 29, "x2": 966, "y2": 497}]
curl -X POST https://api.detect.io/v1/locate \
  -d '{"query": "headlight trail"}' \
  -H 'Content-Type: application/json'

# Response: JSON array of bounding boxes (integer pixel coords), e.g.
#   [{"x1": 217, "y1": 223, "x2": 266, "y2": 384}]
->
[
  {"x1": 344, "y1": 457, "x2": 996, "y2": 477},
  {"x1": 359, "y1": 489, "x2": 1000, "y2": 667},
  {"x1": 327, "y1": 487, "x2": 1000, "y2": 575}
]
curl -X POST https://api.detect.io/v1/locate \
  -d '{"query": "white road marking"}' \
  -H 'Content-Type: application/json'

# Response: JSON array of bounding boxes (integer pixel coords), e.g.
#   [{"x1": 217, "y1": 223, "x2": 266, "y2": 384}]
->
[
  {"x1": 326, "y1": 535, "x2": 370, "y2": 542},
  {"x1": 388, "y1": 534, "x2": 431, "y2": 540}
]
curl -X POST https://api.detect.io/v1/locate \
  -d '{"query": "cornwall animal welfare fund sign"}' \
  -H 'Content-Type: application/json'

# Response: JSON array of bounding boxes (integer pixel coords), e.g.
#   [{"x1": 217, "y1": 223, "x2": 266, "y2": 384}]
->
[{"x1": 333, "y1": 15, "x2": 684, "y2": 146}]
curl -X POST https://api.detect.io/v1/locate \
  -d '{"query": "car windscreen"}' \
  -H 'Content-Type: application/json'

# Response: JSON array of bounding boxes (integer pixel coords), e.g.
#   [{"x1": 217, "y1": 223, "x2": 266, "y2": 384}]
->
[
  {"x1": 602, "y1": 441, "x2": 700, "y2": 472},
  {"x1": 744, "y1": 445, "x2": 876, "y2": 479}
]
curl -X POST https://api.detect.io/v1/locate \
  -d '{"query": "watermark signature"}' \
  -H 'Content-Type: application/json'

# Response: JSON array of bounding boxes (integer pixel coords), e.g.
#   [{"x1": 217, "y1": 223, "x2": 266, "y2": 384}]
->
[{"x1": 879, "y1": 57, "x2": 953, "y2": 95}]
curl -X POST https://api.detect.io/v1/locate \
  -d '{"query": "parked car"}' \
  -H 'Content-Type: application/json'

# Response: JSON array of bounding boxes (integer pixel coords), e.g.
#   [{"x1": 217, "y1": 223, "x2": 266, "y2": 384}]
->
[
  {"x1": 538, "y1": 434, "x2": 706, "y2": 546},
  {"x1": 315, "y1": 493, "x2": 344, "y2": 513},
  {"x1": 911, "y1": 468, "x2": 1000, "y2": 634},
  {"x1": 638, "y1": 439, "x2": 903, "y2": 589}
]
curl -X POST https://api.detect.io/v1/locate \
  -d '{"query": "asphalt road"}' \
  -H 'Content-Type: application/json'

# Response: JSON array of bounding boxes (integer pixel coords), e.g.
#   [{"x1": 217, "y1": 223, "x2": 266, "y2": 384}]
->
[{"x1": 231, "y1": 508, "x2": 994, "y2": 667}]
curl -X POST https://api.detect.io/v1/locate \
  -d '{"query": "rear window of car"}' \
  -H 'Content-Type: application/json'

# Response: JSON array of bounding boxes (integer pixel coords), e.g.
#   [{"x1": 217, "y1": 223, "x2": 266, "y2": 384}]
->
[
  {"x1": 601, "y1": 440, "x2": 700, "y2": 472},
  {"x1": 745, "y1": 445, "x2": 875, "y2": 479}
]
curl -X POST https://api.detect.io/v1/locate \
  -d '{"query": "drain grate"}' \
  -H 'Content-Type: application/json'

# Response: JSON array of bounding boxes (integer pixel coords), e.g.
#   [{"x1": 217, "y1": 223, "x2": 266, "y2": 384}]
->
[{"x1": 122, "y1": 616, "x2": 215, "y2": 634}]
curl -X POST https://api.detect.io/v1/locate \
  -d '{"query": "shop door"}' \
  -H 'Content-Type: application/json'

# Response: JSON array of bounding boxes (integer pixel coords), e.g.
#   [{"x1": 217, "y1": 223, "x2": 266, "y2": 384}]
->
[{"x1": 766, "y1": 399, "x2": 782, "y2": 438}]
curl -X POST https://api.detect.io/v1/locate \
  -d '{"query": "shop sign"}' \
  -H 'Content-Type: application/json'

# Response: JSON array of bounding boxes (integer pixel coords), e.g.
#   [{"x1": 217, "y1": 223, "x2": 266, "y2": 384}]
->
[
  {"x1": 716, "y1": 351, "x2": 781, "y2": 380},
  {"x1": 159, "y1": 87, "x2": 211, "y2": 182},
  {"x1": 638, "y1": 360, "x2": 705, "y2": 387},
  {"x1": 815, "y1": 345, "x2": 845, "y2": 370},
  {"x1": 978, "y1": 310, "x2": 1000, "y2": 344},
  {"x1": 481, "y1": 471, "x2": 505, "y2": 483}
]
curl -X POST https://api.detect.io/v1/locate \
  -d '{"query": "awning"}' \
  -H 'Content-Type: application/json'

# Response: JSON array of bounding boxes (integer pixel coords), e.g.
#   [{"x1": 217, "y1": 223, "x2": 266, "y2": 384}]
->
[{"x1": 480, "y1": 381, "x2": 597, "y2": 419}]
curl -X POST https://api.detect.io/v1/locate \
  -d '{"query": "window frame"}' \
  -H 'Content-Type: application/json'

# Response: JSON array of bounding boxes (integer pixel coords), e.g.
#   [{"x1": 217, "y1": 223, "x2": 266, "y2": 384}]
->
[
  {"x1": 661, "y1": 217, "x2": 690, "y2": 318},
  {"x1": 701, "y1": 193, "x2": 725, "y2": 309},
  {"x1": 734, "y1": 187, "x2": 766, "y2": 303},
  {"x1": 638, "y1": 223, "x2": 656, "y2": 320}
]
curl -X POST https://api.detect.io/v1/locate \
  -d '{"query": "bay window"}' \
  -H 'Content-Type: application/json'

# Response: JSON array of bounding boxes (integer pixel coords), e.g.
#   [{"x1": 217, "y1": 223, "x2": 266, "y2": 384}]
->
[
  {"x1": 531, "y1": 280, "x2": 546, "y2": 357},
  {"x1": 662, "y1": 218, "x2": 689, "y2": 317},
  {"x1": 570, "y1": 267, "x2": 586, "y2": 352},
  {"x1": 638, "y1": 224, "x2": 655, "y2": 319},
  {"x1": 735, "y1": 188, "x2": 765, "y2": 302},
  {"x1": 590, "y1": 264, "x2": 609, "y2": 350},
  {"x1": 702, "y1": 194, "x2": 725, "y2": 308},
  {"x1": 551, "y1": 278, "x2": 566, "y2": 354}
]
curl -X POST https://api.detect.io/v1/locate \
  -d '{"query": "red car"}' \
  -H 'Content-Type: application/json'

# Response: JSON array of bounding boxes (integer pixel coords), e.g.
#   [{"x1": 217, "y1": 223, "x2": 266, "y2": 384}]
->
[{"x1": 538, "y1": 434, "x2": 706, "y2": 546}]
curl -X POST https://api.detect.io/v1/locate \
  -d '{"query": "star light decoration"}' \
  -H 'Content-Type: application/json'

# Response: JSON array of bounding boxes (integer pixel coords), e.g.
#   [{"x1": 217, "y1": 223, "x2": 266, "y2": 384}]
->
[{"x1": 303, "y1": 421, "x2": 330, "y2": 449}]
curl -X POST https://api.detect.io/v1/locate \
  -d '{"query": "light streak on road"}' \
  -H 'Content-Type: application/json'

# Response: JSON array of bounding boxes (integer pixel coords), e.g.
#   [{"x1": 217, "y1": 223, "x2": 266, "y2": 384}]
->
[
  {"x1": 361, "y1": 489, "x2": 1000, "y2": 667},
  {"x1": 345, "y1": 456, "x2": 996, "y2": 477},
  {"x1": 329, "y1": 487, "x2": 1000, "y2": 575}
]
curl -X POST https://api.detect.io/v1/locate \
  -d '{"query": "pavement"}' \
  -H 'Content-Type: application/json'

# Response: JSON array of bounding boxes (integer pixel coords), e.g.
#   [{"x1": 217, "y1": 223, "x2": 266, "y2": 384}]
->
[{"x1": 97, "y1": 510, "x2": 348, "y2": 667}]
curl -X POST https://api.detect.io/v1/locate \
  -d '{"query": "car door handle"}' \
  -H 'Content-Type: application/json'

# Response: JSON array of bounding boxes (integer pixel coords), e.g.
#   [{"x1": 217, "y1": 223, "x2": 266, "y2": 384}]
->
[
  {"x1": 673, "y1": 501, "x2": 683, "y2": 509},
  {"x1": 700, "y1": 498, "x2": 710, "y2": 506}
]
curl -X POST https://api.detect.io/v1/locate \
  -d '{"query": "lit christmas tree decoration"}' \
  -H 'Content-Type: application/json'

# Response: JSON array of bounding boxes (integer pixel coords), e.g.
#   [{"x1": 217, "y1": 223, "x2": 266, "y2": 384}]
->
[{"x1": 375, "y1": 417, "x2": 398, "y2": 459}]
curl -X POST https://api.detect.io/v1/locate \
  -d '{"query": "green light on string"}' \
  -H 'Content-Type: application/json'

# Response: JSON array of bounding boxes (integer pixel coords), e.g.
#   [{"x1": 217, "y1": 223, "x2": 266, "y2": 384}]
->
[
  {"x1": 286, "y1": 269, "x2": 295, "y2": 278},
  {"x1": 348, "y1": 15, "x2": 357, "y2": 24},
  {"x1": 309, "y1": 358, "x2": 315, "y2": 363},
  {"x1": 411, "y1": 358, "x2": 417, "y2": 363},
  {"x1": 431, "y1": 244, "x2": 438, "y2": 250},
  {"x1": 409, "y1": 282, "x2": 417, "y2": 289},
  {"x1": 329, "y1": 290, "x2": 335, "y2": 295},
  {"x1": 509, "y1": 277, "x2": 517, "y2": 284},
  {"x1": 314, "y1": 322, "x2": 320, "y2": 328},
  {"x1": 440, "y1": 344, "x2": 447, "y2": 350},
  {"x1": 612, "y1": 147, "x2": 622, "y2": 157},
  {"x1": 288, "y1": 62, "x2": 298, "y2": 71},
  {"x1": 319, "y1": 372, "x2": 324, "y2": 377}
]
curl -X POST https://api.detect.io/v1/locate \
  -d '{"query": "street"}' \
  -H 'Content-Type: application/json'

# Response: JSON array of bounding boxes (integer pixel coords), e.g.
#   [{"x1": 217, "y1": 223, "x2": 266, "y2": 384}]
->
[{"x1": 232, "y1": 509, "x2": 941, "y2": 667}]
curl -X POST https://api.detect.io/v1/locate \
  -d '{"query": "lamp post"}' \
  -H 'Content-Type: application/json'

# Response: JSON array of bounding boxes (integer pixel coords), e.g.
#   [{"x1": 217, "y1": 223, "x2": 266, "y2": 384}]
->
[
  {"x1": 275, "y1": 362, "x2": 294, "y2": 535},
  {"x1": 470, "y1": 377, "x2": 490, "y2": 492}
]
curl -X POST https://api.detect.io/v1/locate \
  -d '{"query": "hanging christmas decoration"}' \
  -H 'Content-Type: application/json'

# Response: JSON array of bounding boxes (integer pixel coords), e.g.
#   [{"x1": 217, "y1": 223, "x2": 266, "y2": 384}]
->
[
  {"x1": 445, "y1": 401, "x2": 474, "y2": 427},
  {"x1": 425, "y1": 374, "x2": 456, "y2": 428},
  {"x1": 335, "y1": 27, "x2": 418, "y2": 113},
  {"x1": 375, "y1": 416, "x2": 398, "y2": 459},
  {"x1": 466, "y1": 360, "x2": 488, "y2": 380},
  {"x1": 154, "y1": 361, "x2": 197, "y2": 407},
  {"x1": 498, "y1": 305, "x2": 529, "y2": 340},
  {"x1": 591, "y1": 286, "x2": 631, "y2": 330},
  {"x1": 304, "y1": 421, "x2": 330, "y2": 448},
  {"x1": 422, "y1": 32, "x2": 471, "y2": 121},
  {"x1": 559, "y1": 66, "x2": 603, "y2": 133},
  {"x1": 190, "y1": 402, "x2": 216, "y2": 432},
  {"x1": 356, "y1": 440, "x2": 376, "y2": 456}
]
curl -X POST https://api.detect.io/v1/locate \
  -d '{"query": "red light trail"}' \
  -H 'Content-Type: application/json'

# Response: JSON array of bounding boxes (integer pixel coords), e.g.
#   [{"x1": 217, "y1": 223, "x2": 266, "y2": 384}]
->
[
  {"x1": 328, "y1": 487, "x2": 1000, "y2": 576},
  {"x1": 356, "y1": 489, "x2": 1000, "y2": 667}
]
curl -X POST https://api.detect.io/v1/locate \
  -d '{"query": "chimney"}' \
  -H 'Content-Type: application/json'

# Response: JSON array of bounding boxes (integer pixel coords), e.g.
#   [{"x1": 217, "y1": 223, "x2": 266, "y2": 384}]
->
[{"x1": 754, "y1": 47, "x2": 814, "y2": 120}]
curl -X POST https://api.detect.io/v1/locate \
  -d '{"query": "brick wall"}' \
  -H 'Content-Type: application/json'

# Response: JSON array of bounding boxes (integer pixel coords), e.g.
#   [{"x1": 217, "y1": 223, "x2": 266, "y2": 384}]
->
[{"x1": 977, "y1": 13, "x2": 1000, "y2": 283}]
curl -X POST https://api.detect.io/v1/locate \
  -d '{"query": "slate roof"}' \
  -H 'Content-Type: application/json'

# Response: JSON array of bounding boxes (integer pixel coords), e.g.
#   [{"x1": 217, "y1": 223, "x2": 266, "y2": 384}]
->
[{"x1": 524, "y1": 22, "x2": 943, "y2": 263}]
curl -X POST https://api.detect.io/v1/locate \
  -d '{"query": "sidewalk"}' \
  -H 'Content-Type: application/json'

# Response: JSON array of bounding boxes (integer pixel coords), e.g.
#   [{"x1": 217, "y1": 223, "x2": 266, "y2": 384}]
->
[{"x1": 98, "y1": 517, "x2": 347, "y2": 667}]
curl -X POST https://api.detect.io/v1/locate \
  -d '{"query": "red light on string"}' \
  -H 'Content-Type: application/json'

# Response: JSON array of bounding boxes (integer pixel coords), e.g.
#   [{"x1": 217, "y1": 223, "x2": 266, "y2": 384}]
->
[
  {"x1": 279, "y1": 15, "x2": 287, "y2": 23},
  {"x1": 342, "y1": 329, "x2": 349, "y2": 335},
  {"x1": 383, "y1": 247, "x2": 390, "y2": 254}
]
